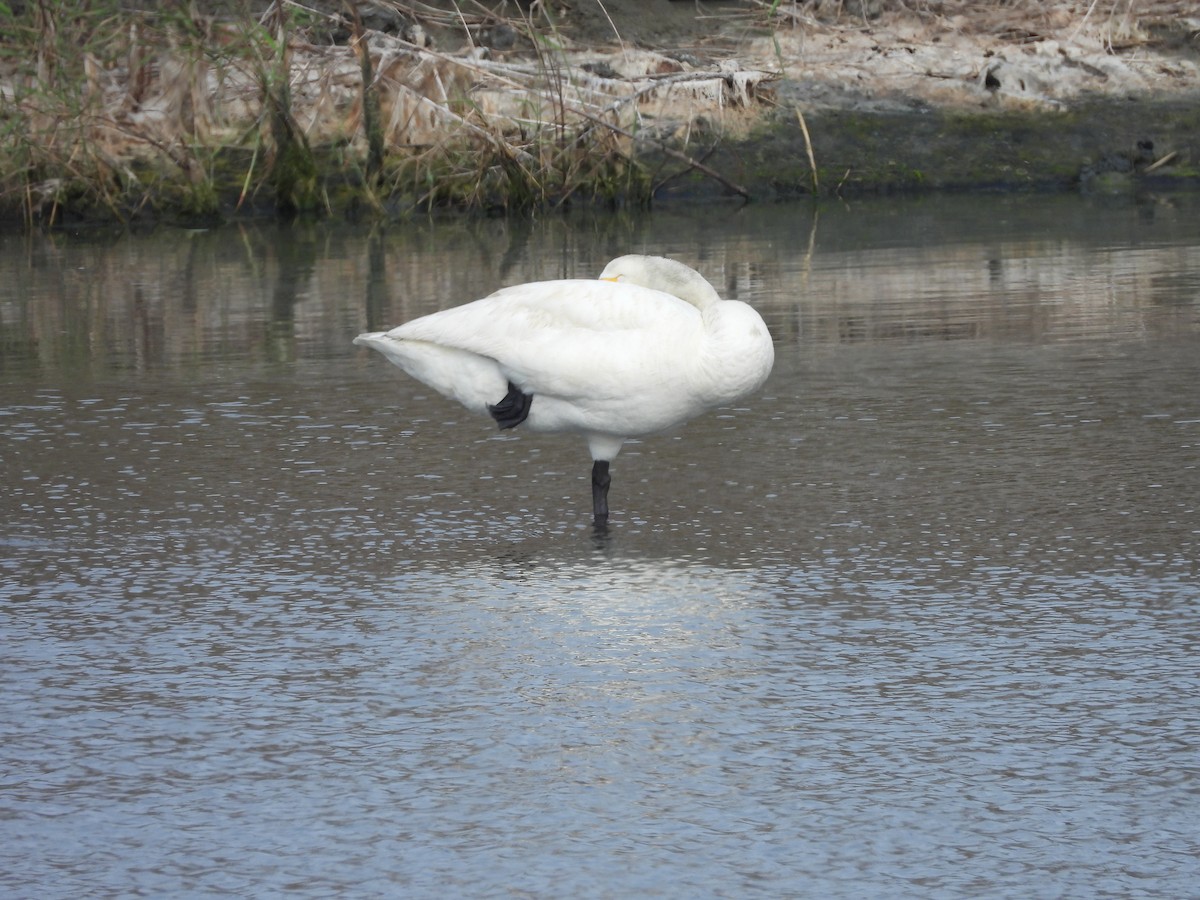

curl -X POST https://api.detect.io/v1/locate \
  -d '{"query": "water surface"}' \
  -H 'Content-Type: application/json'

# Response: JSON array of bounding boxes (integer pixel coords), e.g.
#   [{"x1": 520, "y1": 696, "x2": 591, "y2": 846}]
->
[{"x1": 2, "y1": 195, "x2": 1199, "y2": 897}]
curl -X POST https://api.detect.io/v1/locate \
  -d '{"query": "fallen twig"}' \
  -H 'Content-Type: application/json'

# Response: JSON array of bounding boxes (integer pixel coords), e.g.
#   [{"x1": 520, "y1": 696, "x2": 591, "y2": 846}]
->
[{"x1": 795, "y1": 107, "x2": 818, "y2": 194}]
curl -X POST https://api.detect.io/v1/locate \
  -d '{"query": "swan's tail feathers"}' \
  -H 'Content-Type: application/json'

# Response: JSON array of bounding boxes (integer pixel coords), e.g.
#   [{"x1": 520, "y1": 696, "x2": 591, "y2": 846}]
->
[
  {"x1": 354, "y1": 332, "x2": 509, "y2": 417},
  {"x1": 353, "y1": 332, "x2": 386, "y2": 348}
]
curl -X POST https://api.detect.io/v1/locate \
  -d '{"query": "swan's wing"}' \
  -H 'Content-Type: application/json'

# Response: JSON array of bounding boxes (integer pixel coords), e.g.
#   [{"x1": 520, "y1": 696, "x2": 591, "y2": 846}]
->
[
  {"x1": 392, "y1": 279, "x2": 698, "y2": 340},
  {"x1": 353, "y1": 332, "x2": 510, "y2": 415},
  {"x1": 388, "y1": 279, "x2": 703, "y2": 399}
]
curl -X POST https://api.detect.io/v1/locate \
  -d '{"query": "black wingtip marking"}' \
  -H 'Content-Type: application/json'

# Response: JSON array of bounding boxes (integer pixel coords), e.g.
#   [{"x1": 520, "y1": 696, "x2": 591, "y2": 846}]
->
[{"x1": 488, "y1": 382, "x2": 533, "y2": 429}]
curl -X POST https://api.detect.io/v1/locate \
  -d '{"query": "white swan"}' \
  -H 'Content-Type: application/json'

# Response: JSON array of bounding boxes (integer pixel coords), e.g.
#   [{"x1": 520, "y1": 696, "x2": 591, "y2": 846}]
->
[{"x1": 353, "y1": 254, "x2": 774, "y2": 521}]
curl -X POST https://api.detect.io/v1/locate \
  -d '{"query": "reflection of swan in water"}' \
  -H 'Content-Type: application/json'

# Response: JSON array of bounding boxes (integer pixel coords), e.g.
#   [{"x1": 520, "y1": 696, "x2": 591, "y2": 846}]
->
[{"x1": 354, "y1": 255, "x2": 774, "y2": 522}]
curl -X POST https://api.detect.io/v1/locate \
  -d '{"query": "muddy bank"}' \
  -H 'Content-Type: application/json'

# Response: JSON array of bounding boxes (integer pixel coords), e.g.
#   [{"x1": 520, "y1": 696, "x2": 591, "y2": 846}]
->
[
  {"x1": 2, "y1": 1, "x2": 1198, "y2": 227},
  {"x1": 659, "y1": 95, "x2": 1200, "y2": 202}
]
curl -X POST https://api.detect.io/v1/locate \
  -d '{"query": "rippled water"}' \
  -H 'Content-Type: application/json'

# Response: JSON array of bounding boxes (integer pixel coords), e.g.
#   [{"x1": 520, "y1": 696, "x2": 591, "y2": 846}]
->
[{"x1": 2, "y1": 195, "x2": 1199, "y2": 897}]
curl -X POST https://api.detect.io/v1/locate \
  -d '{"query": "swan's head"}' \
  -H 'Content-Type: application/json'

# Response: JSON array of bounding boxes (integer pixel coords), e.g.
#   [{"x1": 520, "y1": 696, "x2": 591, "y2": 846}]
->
[{"x1": 598, "y1": 255, "x2": 722, "y2": 311}]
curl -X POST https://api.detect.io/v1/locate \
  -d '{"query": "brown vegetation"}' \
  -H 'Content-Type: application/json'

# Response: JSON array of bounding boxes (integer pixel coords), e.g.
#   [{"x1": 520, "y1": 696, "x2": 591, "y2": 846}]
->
[{"x1": 0, "y1": 1, "x2": 1195, "y2": 227}]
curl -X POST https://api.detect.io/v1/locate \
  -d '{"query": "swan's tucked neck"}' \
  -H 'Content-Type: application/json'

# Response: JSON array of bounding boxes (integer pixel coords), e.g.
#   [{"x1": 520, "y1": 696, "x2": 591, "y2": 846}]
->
[
  {"x1": 679, "y1": 281, "x2": 722, "y2": 312},
  {"x1": 598, "y1": 255, "x2": 723, "y2": 312}
]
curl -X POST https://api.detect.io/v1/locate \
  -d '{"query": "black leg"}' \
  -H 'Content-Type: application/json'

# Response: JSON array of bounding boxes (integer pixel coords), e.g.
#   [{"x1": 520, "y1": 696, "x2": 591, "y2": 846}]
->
[{"x1": 591, "y1": 459, "x2": 611, "y2": 521}]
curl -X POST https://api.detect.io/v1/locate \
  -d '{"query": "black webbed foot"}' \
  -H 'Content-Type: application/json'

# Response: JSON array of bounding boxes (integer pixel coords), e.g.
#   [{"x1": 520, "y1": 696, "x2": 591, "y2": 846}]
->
[{"x1": 488, "y1": 382, "x2": 533, "y2": 429}]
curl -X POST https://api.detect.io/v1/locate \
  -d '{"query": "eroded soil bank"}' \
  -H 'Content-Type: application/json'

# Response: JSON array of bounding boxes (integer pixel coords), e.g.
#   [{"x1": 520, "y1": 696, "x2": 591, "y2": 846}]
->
[
  {"x1": 2, "y1": 1, "x2": 1197, "y2": 227},
  {"x1": 666, "y1": 96, "x2": 1200, "y2": 201}
]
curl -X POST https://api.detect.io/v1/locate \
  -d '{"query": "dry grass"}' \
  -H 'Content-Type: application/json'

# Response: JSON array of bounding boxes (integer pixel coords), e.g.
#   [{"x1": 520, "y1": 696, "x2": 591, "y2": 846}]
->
[
  {"x1": 0, "y1": 0, "x2": 1193, "y2": 226},
  {"x1": 760, "y1": 0, "x2": 1196, "y2": 43},
  {"x1": 0, "y1": 1, "x2": 769, "y2": 226}
]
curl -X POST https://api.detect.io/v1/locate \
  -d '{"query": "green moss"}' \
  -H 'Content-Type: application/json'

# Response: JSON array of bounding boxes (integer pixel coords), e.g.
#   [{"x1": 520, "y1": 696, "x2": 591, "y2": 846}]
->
[{"x1": 698, "y1": 97, "x2": 1200, "y2": 201}]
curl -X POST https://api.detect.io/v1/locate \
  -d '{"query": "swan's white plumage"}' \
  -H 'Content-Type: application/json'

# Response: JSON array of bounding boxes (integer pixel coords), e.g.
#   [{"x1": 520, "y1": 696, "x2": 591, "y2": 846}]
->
[{"x1": 354, "y1": 255, "x2": 774, "y2": 516}]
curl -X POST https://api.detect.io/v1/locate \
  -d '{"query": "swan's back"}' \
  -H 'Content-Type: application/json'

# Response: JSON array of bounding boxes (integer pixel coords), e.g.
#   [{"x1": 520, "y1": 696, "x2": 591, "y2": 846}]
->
[{"x1": 396, "y1": 277, "x2": 701, "y2": 348}]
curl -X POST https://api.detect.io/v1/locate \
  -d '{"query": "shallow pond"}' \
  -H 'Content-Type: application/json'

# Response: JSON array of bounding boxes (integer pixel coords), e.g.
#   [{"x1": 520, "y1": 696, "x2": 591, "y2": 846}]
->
[{"x1": 2, "y1": 194, "x2": 1199, "y2": 897}]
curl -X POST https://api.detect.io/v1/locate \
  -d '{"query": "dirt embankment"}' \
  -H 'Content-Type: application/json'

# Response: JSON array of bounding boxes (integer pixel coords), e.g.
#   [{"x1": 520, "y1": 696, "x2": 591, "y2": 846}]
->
[
  {"x1": 3, "y1": 1, "x2": 1198, "y2": 225},
  {"x1": 528, "y1": 0, "x2": 1200, "y2": 198}
]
